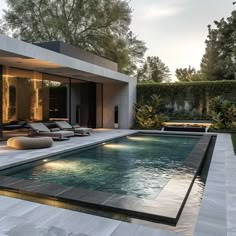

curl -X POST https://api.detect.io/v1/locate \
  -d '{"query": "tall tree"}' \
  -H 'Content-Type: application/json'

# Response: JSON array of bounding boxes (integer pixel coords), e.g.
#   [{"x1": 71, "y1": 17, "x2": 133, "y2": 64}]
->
[
  {"x1": 1, "y1": 0, "x2": 146, "y2": 75},
  {"x1": 175, "y1": 66, "x2": 204, "y2": 82},
  {"x1": 137, "y1": 56, "x2": 171, "y2": 83},
  {"x1": 201, "y1": 11, "x2": 236, "y2": 80}
]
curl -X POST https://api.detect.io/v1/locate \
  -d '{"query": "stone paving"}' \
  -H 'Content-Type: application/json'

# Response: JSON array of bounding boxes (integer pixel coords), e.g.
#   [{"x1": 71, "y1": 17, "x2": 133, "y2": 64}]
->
[
  {"x1": 0, "y1": 129, "x2": 234, "y2": 235},
  {"x1": 194, "y1": 133, "x2": 236, "y2": 236}
]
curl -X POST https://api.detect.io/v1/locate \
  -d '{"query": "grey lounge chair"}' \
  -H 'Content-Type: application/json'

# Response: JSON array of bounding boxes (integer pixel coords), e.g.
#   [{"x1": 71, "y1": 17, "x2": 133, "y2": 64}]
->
[
  {"x1": 28, "y1": 122, "x2": 74, "y2": 140},
  {"x1": 55, "y1": 121, "x2": 92, "y2": 136}
]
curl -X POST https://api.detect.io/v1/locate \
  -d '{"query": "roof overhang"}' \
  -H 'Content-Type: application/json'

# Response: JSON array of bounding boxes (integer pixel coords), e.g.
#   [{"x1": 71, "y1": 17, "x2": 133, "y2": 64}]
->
[{"x1": 0, "y1": 35, "x2": 136, "y2": 84}]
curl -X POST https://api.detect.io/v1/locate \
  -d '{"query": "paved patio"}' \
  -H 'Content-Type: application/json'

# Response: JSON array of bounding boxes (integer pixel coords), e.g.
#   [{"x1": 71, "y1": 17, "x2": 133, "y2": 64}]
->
[{"x1": 0, "y1": 129, "x2": 235, "y2": 235}]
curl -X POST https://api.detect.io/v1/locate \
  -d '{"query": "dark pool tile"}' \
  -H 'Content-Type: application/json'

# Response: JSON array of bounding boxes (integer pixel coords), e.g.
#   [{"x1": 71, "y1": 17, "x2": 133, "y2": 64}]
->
[
  {"x1": 0, "y1": 175, "x2": 23, "y2": 187},
  {"x1": 102, "y1": 194, "x2": 141, "y2": 209},
  {"x1": 136, "y1": 199, "x2": 179, "y2": 221},
  {"x1": 103, "y1": 195, "x2": 178, "y2": 223},
  {"x1": 5, "y1": 179, "x2": 71, "y2": 197},
  {"x1": 58, "y1": 187, "x2": 114, "y2": 205}
]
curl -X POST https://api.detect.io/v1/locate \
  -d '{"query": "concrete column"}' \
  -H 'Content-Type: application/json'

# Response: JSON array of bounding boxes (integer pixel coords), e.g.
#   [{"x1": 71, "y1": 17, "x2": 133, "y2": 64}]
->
[
  {"x1": 103, "y1": 79, "x2": 136, "y2": 129},
  {"x1": 128, "y1": 79, "x2": 137, "y2": 128}
]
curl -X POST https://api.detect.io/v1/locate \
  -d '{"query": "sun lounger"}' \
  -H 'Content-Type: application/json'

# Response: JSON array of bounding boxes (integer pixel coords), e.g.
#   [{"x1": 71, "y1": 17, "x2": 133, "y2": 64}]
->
[
  {"x1": 55, "y1": 121, "x2": 92, "y2": 136},
  {"x1": 28, "y1": 122, "x2": 74, "y2": 140}
]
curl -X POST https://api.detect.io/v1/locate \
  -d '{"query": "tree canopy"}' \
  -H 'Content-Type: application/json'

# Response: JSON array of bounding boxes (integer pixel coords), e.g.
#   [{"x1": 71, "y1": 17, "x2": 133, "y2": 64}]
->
[
  {"x1": 201, "y1": 10, "x2": 236, "y2": 80},
  {"x1": 175, "y1": 66, "x2": 204, "y2": 82},
  {"x1": 137, "y1": 56, "x2": 171, "y2": 83},
  {"x1": 1, "y1": 0, "x2": 146, "y2": 75}
]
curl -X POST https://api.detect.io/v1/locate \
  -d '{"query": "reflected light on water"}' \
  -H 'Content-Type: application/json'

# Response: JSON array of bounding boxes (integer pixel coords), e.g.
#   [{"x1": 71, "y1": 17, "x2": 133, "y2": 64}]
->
[
  {"x1": 127, "y1": 136, "x2": 170, "y2": 143},
  {"x1": 44, "y1": 162, "x2": 78, "y2": 170},
  {"x1": 127, "y1": 136, "x2": 151, "y2": 141},
  {"x1": 104, "y1": 144, "x2": 130, "y2": 149}
]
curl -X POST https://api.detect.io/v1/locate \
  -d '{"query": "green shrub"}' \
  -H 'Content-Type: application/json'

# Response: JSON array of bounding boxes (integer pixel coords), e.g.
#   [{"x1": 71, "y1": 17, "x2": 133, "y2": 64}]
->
[
  {"x1": 137, "y1": 80, "x2": 236, "y2": 120},
  {"x1": 209, "y1": 96, "x2": 236, "y2": 129},
  {"x1": 134, "y1": 94, "x2": 168, "y2": 129}
]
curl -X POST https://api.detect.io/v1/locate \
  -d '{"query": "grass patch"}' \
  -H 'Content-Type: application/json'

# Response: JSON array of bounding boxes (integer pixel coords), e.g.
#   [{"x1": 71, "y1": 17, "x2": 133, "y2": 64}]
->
[{"x1": 231, "y1": 133, "x2": 236, "y2": 154}]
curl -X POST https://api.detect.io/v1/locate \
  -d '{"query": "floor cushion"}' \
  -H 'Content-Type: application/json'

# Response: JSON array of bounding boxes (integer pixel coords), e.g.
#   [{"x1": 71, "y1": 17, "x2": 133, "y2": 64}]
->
[{"x1": 7, "y1": 137, "x2": 53, "y2": 150}]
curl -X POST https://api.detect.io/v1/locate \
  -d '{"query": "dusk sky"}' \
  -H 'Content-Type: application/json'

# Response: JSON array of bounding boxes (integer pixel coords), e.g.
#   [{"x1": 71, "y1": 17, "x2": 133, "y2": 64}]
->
[{"x1": 0, "y1": 0, "x2": 235, "y2": 80}]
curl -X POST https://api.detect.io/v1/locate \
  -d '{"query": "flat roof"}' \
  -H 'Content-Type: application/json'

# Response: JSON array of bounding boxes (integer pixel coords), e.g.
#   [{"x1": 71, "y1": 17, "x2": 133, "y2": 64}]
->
[
  {"x1": 0, "y1": 34, "x2": 135, "y2": 84},
  {"x1": 35, "y1": 41, "x2": 118, "y2": 71}
]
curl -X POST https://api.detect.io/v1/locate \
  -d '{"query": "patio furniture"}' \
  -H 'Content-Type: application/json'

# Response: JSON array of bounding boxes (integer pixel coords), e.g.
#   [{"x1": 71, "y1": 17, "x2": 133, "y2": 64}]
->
[
  {"x1": 55, "y1": 121, "x2": 92, "y2": 136},
  {"x1": 3, "y1": 121, "x2": 27, "y2": 130},
  {"x1": 28, "y1": 122, "x2": 74, "y2": 140},
  {"x1": 7, "y1": 136, "x2": 53, "y2": 149}
]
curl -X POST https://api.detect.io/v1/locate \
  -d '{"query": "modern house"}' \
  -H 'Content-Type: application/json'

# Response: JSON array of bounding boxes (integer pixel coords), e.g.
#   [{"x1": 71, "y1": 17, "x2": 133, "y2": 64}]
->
[{"x1": 0, "y1": 34, "x2": 136, "y2": 137}]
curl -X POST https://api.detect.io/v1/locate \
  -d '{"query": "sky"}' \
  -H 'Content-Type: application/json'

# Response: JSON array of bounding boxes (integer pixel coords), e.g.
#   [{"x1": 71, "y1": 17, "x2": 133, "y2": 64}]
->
[
  {"x1": 129, "y1": 0, "x2": 235, "y2": 79},
  {"x1": 0, "y1": 0, "x2": 235, "y2": 80}
]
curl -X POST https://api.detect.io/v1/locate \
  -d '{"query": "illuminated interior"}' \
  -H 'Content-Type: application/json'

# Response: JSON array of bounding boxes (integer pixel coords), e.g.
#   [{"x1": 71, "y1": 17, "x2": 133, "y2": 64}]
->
[
  {"x1": 3, "y1": 67, "x2": 43, "y2": 123},
  {"x1": 1, "y1": 66, "x2": 103, "y2": 128}
]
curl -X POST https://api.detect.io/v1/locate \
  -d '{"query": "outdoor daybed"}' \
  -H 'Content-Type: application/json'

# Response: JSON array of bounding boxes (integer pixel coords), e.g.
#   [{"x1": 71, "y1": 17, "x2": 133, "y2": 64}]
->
[
  {"x1": 55, "y1": 121, "x2": 92, "y2": 136},
  {"x1": 28, "y1": 122, "x2": 74, "y2": 140}
]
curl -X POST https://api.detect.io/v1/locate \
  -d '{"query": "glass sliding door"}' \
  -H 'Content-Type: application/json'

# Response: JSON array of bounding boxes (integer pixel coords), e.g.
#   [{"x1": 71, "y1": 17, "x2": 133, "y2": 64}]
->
[
  {"x1": 2, "y1": 66, "x2": 103, "y2": 128},
  {"x1": 42, "y1": 74, "x2": 70, "y2": 121},
  {"x1": 71, "y1": 79, "x2": 103, "y2": 128},
  {"x1": 70, "y1": 78, "x2": 83, "y2": 125}
]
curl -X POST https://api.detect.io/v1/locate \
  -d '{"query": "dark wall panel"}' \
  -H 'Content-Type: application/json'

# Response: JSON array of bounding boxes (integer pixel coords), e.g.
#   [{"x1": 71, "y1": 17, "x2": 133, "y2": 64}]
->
[{"x1": 80, "y1": 83, "x2": 96, "y2": 128}]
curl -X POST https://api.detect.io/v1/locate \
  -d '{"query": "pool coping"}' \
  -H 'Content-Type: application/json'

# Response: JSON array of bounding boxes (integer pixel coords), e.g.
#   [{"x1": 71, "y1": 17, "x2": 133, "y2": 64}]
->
[{"x1": 0, "y1": 133, "x2": 213, "y2": 225}]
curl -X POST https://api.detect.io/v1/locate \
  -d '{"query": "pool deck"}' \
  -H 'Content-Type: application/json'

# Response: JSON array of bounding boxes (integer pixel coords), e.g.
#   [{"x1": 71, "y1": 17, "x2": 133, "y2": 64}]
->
[{"x1": 0, "y1": 129, "x2": 235, "y2": 235}]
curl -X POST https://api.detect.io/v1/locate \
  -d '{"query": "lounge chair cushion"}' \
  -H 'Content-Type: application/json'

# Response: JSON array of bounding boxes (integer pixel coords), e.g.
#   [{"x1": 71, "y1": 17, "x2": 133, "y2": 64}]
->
[
  {"x1": 29, "y1": 122, "x2": 50, "y2": 132},
  {"x1": 55, "y1": 121, "x2": 92, "y2": 135},
  {"x1": 28, "y1": 122, "x2": 74, "y2": 139},
  {"x1": 7, "y1": 137, "x2": 53, "y2": 150},
  {"x1": 55, "y1": 121, "x2": 72, "y2": 129}
]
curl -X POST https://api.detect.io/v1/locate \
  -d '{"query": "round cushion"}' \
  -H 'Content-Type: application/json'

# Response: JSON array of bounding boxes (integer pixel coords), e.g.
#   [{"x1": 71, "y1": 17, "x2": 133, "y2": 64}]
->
[{"x1": 7, "y1": 137, "x2": 53, "y2": 150}]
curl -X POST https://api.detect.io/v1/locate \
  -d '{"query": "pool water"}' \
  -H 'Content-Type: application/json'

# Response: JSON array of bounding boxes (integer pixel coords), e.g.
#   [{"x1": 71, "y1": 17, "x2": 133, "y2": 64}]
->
[{"x1": 6, "y1": 134, "x2": 200, "y2": 199}]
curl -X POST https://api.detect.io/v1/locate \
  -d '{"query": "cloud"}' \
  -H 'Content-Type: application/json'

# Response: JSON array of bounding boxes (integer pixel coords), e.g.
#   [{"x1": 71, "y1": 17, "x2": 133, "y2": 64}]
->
[
  {"x1": 141, "y1": 7, "x2": 183, "y2": 19},
  {"x1": 131, "y1": 0, "x2": 191, "y2": 20}
]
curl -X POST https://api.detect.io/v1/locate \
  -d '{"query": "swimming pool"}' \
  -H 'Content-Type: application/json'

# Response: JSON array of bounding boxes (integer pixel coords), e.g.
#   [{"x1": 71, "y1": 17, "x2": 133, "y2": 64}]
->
[
  {"x1": 3, "y1": 134, "x2": 199, "y2": 200},
  {"x1": 0, "y1": 133, "x2": 212, "y2": 224}
]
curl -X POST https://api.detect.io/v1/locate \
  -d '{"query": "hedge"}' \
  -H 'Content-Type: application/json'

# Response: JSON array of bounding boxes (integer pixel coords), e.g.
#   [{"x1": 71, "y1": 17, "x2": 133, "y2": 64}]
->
[{"x1": 137, "y1": 80, "x2": 236, "y2": 120}]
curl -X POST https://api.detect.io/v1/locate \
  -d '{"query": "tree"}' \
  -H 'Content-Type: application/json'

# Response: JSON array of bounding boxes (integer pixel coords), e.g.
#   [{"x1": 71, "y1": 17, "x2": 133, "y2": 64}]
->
[
  {"x1": 137, "y1": 56, "x2": 171, "y2": 83},
  {"x1": 1, "y1": 0, "x2": 146, "y2": 75},
  {"x1": 201, "y1": 11, "x2": 236, "y2": 80},
  {"x1": 175, "y1": 66, "x2": 204, "y2": 82}
]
